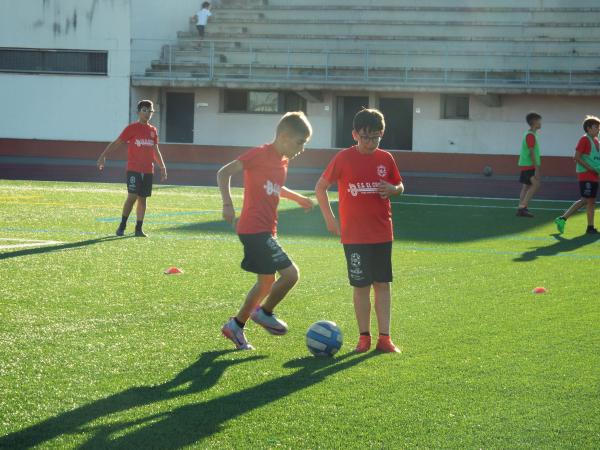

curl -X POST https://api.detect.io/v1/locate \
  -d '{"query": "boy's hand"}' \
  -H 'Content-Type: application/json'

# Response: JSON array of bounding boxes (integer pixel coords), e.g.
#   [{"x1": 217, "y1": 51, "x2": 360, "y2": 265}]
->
[
  {"x1": 325, "y1": 217, "x2": 341, "y2": 236},
  {"x1": 297, "y1": 196, "x2": 314, "y2": 212},
  {"x1": 160, "y1": 167, "x2": 168, "y2": 181},
  {"x1": 97, "y1": 156, "x2": 106, "y2": 171},
  {"x1": 378, "y1": 180, "x2": 398, "y2": 199},
  {"x1": 222, "y1": 203, "x2": 235, "y2": 224}
]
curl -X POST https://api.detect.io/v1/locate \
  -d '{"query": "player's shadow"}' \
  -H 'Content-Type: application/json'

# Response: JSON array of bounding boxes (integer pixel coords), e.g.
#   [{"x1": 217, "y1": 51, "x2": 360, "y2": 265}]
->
[
  {"x1": 513, "y1": 233, "x2": 600, "y2": 262},
  {"x1": 0, "y1": 350, "x2": 264, "y2": 449},
  {"x1": 163, "y1": 200, "x2": 553, "y2": 243},
  {"x1": 75, "y1": 351, "x2": 378, "y2": 450},
  {"x1": 0, "y1": 236, "x2": 127, "y2": 261}
]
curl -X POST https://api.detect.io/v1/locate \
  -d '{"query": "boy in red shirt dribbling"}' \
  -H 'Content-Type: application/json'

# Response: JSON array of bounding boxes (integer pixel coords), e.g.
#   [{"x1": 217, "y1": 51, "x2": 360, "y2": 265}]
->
[
  {"x1": 97, "y1": 100, "x2": 167, "y2": 237},
  {"x1": 217, "y1": 112, "x2": 314, "y2": 350},
  {"x1": 316, "y1": 108, "x2": 404, "y2": 353}
]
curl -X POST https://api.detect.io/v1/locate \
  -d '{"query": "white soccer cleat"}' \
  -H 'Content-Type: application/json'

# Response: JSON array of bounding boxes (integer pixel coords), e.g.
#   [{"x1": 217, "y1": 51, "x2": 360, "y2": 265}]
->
[
  {"x1": 221, "y1": 318, "x2": 254, "y2": 350},
  {"x1": 250, "y1": 307, "x2": 289, "y2": 335}
]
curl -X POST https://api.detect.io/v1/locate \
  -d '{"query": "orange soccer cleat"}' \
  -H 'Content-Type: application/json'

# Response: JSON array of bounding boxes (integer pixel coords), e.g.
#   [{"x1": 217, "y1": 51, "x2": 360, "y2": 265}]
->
[
  {"x1": 354, "y1": 335, "x2": 372, "y2": 353},
  {"x1": 376, "y1": 335, "x2": 401, "y2": 353}
]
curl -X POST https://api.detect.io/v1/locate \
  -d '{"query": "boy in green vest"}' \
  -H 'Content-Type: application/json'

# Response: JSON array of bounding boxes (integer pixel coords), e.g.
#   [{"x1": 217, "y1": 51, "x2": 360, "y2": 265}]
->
[
  {"x1": 554, "y1": 116, "x2": 600, "y2": 235},
  {"x1": 516, "y1": 112, "x2": 542, "y2": 217}
]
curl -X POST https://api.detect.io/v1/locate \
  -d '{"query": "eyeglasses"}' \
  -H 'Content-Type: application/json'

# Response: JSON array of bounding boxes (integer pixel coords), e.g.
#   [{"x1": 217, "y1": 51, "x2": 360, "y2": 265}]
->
[
  {"x1": 358, "y1": 134, "x2": 382, "y2": 143},
  {"x1": 140, "y1": 108, "x2": 155, "y2": 113}
]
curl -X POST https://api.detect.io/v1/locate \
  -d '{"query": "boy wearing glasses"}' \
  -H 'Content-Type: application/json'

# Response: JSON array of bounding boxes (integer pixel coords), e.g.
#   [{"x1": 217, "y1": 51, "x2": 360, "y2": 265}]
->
[
  {"x1": 315, "y1": 108, "x2": 404, "y2": 353},
  {"x1": 217, "y1": 112, "x2": 314, "y2": 350},
  {"x1": 97, "y1": 100, "x2": 167, "y2": 237}
]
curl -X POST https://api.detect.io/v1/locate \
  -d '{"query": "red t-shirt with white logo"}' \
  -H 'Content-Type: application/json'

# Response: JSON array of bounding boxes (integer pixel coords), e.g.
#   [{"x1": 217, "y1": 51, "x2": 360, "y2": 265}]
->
[
  {"x1": 322, "y1": 146, "x2": 402, "y2": 244},
  {"x1": 576, "y1": 135, "x2": 600, "y2": 182},
  {"x1": 237, "y1": 144, "x2": 288, "y2": 235},
  {"x1": 119, "y1": 122, "x2": 158, "y2": 174}
]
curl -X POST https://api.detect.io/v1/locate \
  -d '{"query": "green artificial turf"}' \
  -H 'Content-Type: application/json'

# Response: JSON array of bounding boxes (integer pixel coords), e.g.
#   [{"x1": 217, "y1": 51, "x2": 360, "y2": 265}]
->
[{"x1": 0, "y1": 180, "x2": 599, "y2": 449}]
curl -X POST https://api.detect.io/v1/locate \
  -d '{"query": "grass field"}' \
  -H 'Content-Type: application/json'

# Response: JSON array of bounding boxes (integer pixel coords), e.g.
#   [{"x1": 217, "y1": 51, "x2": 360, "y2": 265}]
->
[{"x1": 1, "y1": 179, "x2": 599, "y2": 449}]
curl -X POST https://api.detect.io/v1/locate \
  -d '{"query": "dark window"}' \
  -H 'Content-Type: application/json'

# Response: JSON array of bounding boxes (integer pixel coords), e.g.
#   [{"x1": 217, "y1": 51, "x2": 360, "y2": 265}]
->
[
  {"x1": 223, "y1": 90, "x2": 307, "y2": 114},
  {"x1": 0, "y1": 48, "x2": 108, "y2": 75},
  {"x1": 442, "y1": 95, "x2": 469, "y2": 120}
]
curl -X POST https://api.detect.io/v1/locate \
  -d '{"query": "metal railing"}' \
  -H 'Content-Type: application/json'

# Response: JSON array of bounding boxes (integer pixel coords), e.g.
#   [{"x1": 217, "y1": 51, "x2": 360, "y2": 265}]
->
[{"x1": 131, "y1": 39, "x2": 600, "y2": 89}]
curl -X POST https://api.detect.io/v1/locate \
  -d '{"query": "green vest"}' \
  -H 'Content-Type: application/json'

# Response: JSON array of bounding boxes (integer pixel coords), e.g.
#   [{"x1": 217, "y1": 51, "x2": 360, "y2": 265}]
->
[
  {"x1": 518, "y1": 131, "x2": 541, "y2": 167},
  {"x1": 576, "y1": 134, "x2": 600, "y2": 173}
]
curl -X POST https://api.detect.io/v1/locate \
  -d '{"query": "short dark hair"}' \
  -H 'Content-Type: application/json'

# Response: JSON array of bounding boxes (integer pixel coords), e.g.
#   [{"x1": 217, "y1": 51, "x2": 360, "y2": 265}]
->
[
  {"x1": 526, "y1": 112, "x2": 542, "y2": 126},
  {"x1": 202, "y1": 2, "x2": 210, "y2": 8},
  {"x1": 276, "y1": 111, "x2": 312, "y2": 139},
  {"x1": 137, "y1": 100, "x2": 154, "y2": 112},
  {"x1": 353, "y1": 108, "x2": 385, "y2": 133},
  {"x1": 583, "y1": 115, "x2": 600, "y2": 133}
]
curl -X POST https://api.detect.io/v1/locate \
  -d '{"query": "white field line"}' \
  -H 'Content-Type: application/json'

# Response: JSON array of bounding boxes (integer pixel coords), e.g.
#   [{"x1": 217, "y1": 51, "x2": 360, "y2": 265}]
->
[{"x1": 0, "y1": 238, "x2": 62, "y2": 250}]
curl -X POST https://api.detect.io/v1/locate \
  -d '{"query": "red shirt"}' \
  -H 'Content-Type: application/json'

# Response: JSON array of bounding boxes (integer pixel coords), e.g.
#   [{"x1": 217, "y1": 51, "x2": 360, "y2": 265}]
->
[
  {"x1": 322, "y1": 146, "x2": 402, "y2": 244},
  {"x1": 119, "y1": 122, "x2": 158, "y2": 174},
  {"x1": 576, "y1": 135, "x2": 600, "y2": 182},
  {"x1": 236, "y1": 144, "x2": 288, "y2": 235},
  {"x1": 521, "y1": 134, "x2": 537, "y2": 171}
]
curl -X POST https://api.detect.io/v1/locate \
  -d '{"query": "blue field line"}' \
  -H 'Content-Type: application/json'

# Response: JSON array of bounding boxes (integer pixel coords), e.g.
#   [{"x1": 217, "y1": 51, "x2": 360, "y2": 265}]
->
[{"x1": 1, "y1": 226, "x2": 600, "y2": 260}]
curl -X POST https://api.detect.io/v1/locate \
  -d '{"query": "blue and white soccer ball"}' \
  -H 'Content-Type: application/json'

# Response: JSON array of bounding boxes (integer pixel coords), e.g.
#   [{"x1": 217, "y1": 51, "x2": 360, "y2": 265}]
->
[{"x1": 306, "y1": 320, "x2": 343, "y2": 356}]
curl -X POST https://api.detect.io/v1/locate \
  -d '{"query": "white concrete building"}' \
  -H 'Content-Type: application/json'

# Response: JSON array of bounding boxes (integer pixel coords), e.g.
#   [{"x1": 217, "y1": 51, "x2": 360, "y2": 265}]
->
[{"x1": 2, "y1": 0, "x2": 600, "y2": 157}]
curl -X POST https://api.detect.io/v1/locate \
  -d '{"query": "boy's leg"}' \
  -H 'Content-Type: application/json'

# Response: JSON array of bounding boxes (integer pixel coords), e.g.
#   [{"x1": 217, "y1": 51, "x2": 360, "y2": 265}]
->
[
  {"x1": 562, "y1": 198, "x2": 586, "y2": 219},
  {"x1": 517, "y1": 184, "x2": 529, "y2": 209},
  {"x1": 586, "y1": 198, "x2": 596, "y2": 230},
  {"x1": 117, "y1": 193, "x2": 137, "y2": 235},
  {"x1": 521, "y1": 176, "x2": 540, "y2": 208},
  {"x1": 353, "y1": 285, "x2": 372, "y2": 335},
  {"x1": 373, "y1": 282, "x2": 391, "y2": 335},
  {"x1": 237, "y1": 274, "x2": 276, "y2": 324},
  {"x1": 260, "y1": 263, "x2": 299, "y2": 313},
  {"x1": 134, "y1": 196, "x2": 148, "y2": 236}
]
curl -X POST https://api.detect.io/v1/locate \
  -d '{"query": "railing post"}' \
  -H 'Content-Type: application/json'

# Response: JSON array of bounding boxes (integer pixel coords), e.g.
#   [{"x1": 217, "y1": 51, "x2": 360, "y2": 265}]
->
[
  {"x1": 287, "y1": 45, "x2": 291, "y2": 79},
  {"x1": 209, "y1": 40, "x2": 214, "y2": 80},
  {"x1": 526, "y1": 49, "x2": 531, "y2": 86},
  {"x1": 325, "y1": 50, "x2": 329, "y2": 81},
  {"x1": 444, "y1": 43, "x2": 448, "y2": 84},
  {"x1": 168, "y1": 44, "x2": 172, "y2": 75},
  {"x1": 249, "y1": 44, "x2": 253, "y2": 79},
  {"x1": 404, "y1": 50, "x2": 408, "y2": 82},
  {"x1": 364, "y1": 46, "x2": 369, "y2": 81}
]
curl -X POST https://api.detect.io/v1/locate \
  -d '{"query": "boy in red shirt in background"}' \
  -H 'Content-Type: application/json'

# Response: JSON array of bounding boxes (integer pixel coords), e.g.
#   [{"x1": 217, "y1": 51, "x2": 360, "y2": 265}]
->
[
  {"x1": 97, "y1": 100, "x2": 167, "y2": 237},
  {"x1": 315, "y1": 108, "x2": 404, "y2": 353},
  {"x1": 516, "y1": 112, "x2": 542, "y2": 218},
  {"x1": 217, "y1": 112, "x2": 314, "y2": 350},
  {"x1": 555, "y1": 115, "x2": 600, "y2": 235}
]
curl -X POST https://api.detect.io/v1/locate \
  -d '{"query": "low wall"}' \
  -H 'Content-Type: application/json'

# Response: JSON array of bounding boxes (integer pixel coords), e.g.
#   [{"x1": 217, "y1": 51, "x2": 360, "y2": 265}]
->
[{"x1": 0, "y1": 138, "x2": 580, "y2": 200}]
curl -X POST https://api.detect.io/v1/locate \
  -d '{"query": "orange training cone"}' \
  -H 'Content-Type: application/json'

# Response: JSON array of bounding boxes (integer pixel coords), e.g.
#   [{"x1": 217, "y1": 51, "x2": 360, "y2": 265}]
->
[
  {"x1": 532, "y1": 287, "x2": 547, "y2": 294},
  {"x1": 164, "y1": 267, "x2": 184, "y2": 275}
]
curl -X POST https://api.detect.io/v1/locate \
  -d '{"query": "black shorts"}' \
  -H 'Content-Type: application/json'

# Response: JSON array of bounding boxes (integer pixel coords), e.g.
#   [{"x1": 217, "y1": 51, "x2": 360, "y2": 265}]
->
[
  {"x1": 196, "y1": 25, "x2": 205, "y2": 37},
  {"x1": 519, "y1": 169, "x2": 536, "y2": 186},
  {"x1": 343, "y1": 242, "x2": 393, "y2": 287},
  {"x1": 579, "y1": 180, "x2": 599, "y2": 198},
  {"x1": 238, "y1": 233, "x2": 293, "y2": 275},
  {"x1": 126, "y1": 171, "x2": 153, "y2": 197}
]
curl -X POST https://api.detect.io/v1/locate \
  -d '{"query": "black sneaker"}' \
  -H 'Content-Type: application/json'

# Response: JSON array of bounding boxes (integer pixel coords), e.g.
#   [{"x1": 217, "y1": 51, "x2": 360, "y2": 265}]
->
[
  {"x1": 134, "y1": 229, "x2": 148, "y2": 237},
  {"x1": 516, "y1": 208, "x2": 534, "y2": 218},
  {"x1": 586, "y1": 227, "x2": 598, "y2": 235},
  {"x1": 116, "y1": 227, "x2": 125, "y2": 236}
]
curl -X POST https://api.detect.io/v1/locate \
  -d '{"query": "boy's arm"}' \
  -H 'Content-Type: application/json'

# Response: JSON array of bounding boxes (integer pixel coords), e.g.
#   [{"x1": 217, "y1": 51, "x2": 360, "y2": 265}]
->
[
  {"x1": 153, "y1": 144, "x2": 168, "y2": 181},
  {"x1": 217, "y1": 160, "x2": 243, "y2": 224},
  {"x1": 97, "y1": 138, "x2": 123, "y2": 170},
  {"x1": 575, "y1": 151, "x2": 597, "y2": 173},
  {"x1": 280, "y1": 186, "x2": 313, "y2": 211},
  {"x1": 315, "y1": 176, "x2": 340, "y2": 236}
]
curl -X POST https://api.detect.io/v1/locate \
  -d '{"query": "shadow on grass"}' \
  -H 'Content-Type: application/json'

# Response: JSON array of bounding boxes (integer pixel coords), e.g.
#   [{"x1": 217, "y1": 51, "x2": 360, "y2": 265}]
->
[
  {"x1": 0, "y1": 236, "x2": 128, "y2": 261},
  {"x1": 513, "y1": 233, "x2": 600, "y2": 262},
  {"x1": 0, "y1": 350, "x2": 264, "y2": 449},
  {"x1": 0, "y1": 350, "x2": 377, "y2": 449},
  {"x1": 162, "y1": 201, "x2": 555, "y2": 244}
]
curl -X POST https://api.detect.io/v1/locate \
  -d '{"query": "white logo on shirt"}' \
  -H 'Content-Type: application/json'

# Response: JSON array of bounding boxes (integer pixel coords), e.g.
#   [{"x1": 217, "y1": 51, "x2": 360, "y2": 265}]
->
[
  {"x1": 347, "y1": 182, "x2": 380, "y2": 197},
  {"x1": 377, "y1": 165, "x2": 387, "y2": 177},
  {"x1": 134, "y1": 138, "x2": 154, "y2": 147},
  {"x1": 264, "y1": 180, "x2": 281, "y2": 197}
]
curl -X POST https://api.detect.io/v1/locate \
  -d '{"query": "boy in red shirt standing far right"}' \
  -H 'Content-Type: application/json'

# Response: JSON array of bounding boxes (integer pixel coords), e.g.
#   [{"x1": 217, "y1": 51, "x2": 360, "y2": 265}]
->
[{"x1": 315, "y1": 108, "x2": 404, "y2": 353}]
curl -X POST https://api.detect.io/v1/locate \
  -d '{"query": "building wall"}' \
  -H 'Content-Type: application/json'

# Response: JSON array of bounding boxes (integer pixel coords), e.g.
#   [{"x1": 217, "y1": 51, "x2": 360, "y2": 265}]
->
[
  {"x1": 0, "y1": 0, "x2": 131, "y2": 141},
  {"x1": 412, "y1": 93, "x2": 600, "y2": 156}
]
